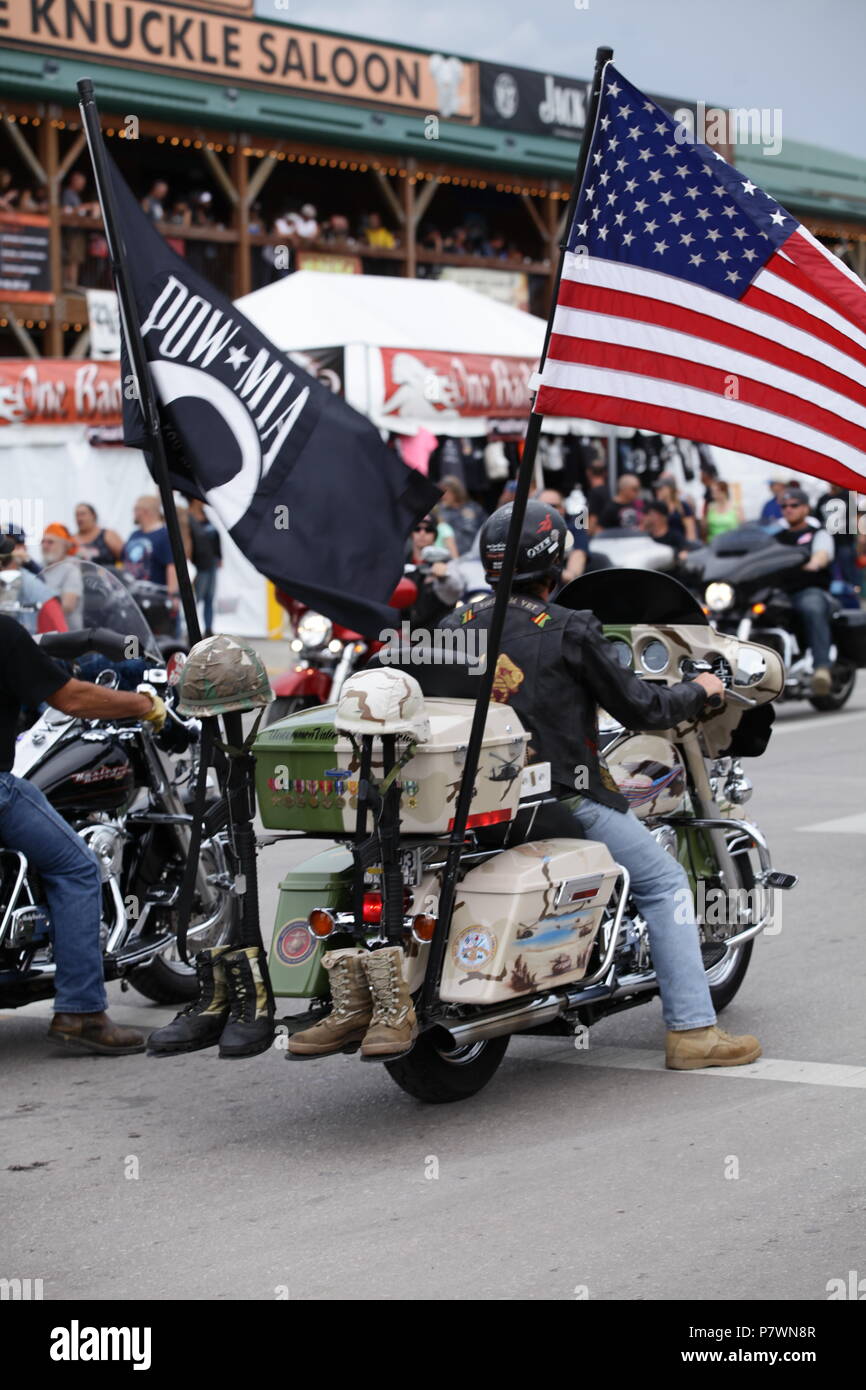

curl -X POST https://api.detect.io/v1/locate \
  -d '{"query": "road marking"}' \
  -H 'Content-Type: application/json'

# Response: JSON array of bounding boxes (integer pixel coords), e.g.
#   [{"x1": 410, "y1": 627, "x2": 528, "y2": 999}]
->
[
  {"x1": 796, "y1": 812, "x2": 866, "y2": 835},
  {"x1": 772, "y1": 708, "x2": 866, "y2": 735},
  {"x1": 557, "y1": 1046, "x2": 866, "y2": 1089}
]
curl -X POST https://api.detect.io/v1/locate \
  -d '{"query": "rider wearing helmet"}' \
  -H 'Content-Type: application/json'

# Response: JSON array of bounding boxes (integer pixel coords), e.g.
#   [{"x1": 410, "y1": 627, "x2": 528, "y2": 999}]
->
[{"x1": 439, "y1": 500, "x2": 762, "y2": 1071}]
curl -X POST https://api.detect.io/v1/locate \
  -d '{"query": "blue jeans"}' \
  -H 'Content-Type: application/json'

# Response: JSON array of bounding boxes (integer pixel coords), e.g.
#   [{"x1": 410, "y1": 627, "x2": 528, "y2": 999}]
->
[
  {"x1": 194, "y1": 567, "x2": 218, "y2": 635},
  {"x1": 0, "y1": 773, "x2": 107, "y2": 1014},
  {"x1": 791, "y1": 587, "x2": 833, "y2": 669},
  {"x1": 568, "y1": 798, "x2": 716, "y2": 1031}
]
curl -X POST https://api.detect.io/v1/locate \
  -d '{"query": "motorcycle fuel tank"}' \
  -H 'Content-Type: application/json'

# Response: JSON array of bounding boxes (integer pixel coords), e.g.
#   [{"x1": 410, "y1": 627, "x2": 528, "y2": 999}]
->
[{"x1": 30, "y1": 735, "x2": 135, "y2": 815}]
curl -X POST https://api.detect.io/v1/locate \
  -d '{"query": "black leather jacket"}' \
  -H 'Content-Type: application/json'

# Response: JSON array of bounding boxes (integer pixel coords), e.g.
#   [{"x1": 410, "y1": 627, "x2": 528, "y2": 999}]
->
[{"x1": 439, "y1": 591, "x2": 708, "y2": 812}]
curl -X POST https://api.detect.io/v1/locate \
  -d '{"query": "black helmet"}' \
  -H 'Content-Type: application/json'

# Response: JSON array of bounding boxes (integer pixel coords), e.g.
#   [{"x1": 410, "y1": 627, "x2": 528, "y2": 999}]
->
[{"x1": 480, "y1": 501, "x2": 568, "y2": 584}]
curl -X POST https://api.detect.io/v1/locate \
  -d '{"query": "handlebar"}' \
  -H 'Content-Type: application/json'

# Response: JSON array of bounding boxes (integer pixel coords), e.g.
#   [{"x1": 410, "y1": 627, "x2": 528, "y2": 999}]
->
[{"x1": 681, "y1": 657, "x2": 757, "y2": 710}]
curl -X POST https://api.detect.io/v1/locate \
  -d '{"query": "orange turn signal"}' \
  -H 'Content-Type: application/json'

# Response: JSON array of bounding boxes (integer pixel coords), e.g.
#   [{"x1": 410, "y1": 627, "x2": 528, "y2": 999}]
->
[
  {"x1": 751, "y1": 602, "x2": 766, "y2": 615},
  {"x1": 308, "y1": 908, "x2": 336, "y2": 938},
  {"x1": 411, "y1": 913, "x2": 437, "y2": 943}
]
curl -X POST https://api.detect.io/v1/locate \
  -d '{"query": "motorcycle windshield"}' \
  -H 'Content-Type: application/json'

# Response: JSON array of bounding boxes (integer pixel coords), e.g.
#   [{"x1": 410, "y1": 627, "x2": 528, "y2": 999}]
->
[
  {"x1": 41, "y1": 559, "x2": 161, "y2": 660},
  {"x1": 557, "y1": 567, "x2": 709, "y2": 626}
]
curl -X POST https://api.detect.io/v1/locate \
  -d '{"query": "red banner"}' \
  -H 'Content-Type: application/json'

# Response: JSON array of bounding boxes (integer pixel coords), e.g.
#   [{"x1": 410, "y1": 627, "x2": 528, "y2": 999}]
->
[
  {"x1": 377, "y1": 347, "x2": 536, "y2": 425},
  {"x1": 0, "y1": 359, "x2": 123, "y2": 427}
]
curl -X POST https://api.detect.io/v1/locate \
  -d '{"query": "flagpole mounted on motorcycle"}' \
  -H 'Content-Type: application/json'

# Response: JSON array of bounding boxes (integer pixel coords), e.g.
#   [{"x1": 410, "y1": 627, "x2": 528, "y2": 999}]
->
[
  {"x1": 418, "y1": 45, "x2": 615, "y2": 1017},
  {"x1": 77, "y1": 80, "x2": 273, "y2": 1034}
]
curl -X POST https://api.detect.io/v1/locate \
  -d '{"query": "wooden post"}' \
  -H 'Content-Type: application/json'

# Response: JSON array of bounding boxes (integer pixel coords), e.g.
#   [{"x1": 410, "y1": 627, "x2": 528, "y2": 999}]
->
[
  {"x1": 403, "y1": 158, "x2": 417, "y2": 279},
  {"x1": 38, "y1": 118, "x2": 63, "y2": 357},
  {"x1": 545, "y1": 182, "x2": 560, "y2": 317},
  {"x1": 233, "y1": 143, "x2": 251, "y2": 299}
]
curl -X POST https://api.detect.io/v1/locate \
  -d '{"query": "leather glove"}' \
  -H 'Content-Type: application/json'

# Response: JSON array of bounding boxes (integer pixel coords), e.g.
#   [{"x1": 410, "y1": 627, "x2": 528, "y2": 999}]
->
[{"x1": 137, "y1": 683, "x2": 167, "y2": 733}]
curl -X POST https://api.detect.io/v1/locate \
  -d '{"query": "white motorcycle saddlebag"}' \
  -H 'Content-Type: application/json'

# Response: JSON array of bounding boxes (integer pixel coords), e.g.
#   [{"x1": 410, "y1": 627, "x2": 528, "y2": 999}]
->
[{"x1": 440, "y1": 838, "x2": 620, "y2": 1005}]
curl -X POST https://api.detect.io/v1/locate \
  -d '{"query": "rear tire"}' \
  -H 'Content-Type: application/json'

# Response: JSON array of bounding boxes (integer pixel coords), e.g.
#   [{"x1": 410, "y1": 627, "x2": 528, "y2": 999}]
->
[
  {"x1": 385, "y1": 1032, "x2": 509, "y2": 1103},
  {"x1": 808, "y1": 662, "x2": 856, "y2": 712}
]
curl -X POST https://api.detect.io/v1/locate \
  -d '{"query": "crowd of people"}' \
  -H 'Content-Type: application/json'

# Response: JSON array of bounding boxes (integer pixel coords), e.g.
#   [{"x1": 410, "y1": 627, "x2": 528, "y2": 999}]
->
[
  {"x1": 0, "y1": 496, "x2": 222, "y2": 637},
  {"x1": 0, "y1": 155, "x2": 541, "y2": 292}
]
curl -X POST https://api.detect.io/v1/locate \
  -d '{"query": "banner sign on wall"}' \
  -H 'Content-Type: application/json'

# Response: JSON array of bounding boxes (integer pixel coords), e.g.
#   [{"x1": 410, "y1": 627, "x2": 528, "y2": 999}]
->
[
  {"x1": 439, "y1": 266, "x2": 529, "y2": 312},
  {"x1": 0, "y1": 360, "x2": 122, "y2": 427},
  {"x1": 480, "y1": 61, "x2": 698, "y2": 142},
  {"x1": 376, "y1": 347, "x2": 535, "y2": 429},
  {"x1": 85, "y1": 288, "x2": 122, "y2": 359},
  {"x1": 0, "y1": 212, "x2": 53, "y2": 303}
]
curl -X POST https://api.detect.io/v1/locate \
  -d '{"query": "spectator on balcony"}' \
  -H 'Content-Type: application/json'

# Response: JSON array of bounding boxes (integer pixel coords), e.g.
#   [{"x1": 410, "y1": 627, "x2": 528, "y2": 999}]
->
[
  {"x1": 419, "y1": 223, "x2": 443, "y2": 253},
  {"x1": 443, "y1": 226, "x2": 470, "y2": 255},
  {"x1": 19, "y1": 183, "x2": 49, "y2": 214},
  {"x1": 61, "y1": 171, "x2": 99, "y2": 290},
  {"x1": 186, "y1": 193, "x2": 221, "y2": 280},
  {"x1": 480, "y1": 232, "x2": 509, "y2": 260},
  {"x1": 286, "y1": 203, "x2": 319, "y2": 241},
  {"x1": 321, "y1": 213, "x2": 354, "y2": 245},
  {"x1": 0, "y1": 169, "x2": 19, "y2": 211},
  {"x1": 165, "y1": 198, "x2": 191, "y2": 257},
  {"x1": 141, "y1": 180, "x2": 169, "y2": 224},
  {"x1": 364, "y1": 211, "x2": 396, "y2": 249}
]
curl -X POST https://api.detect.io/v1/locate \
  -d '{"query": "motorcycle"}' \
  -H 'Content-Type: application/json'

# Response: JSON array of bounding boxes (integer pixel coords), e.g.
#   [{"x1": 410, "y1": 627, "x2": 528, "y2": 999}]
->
[
  {"x1": 1, "y1": 561, "x2": 238, "y2": 1011},
  {"x1": 119, "y1": 572, "x2": 188, "y2": 661},
  {"x1": 682, "y1": 525, "x2": 866, "y2": 711},
  {"x1": 267, "y1": 576, "x2": 420, "y2": 727},
  {"x1": 252, "y1": 568, "x2": 797, "y2": 1104}
]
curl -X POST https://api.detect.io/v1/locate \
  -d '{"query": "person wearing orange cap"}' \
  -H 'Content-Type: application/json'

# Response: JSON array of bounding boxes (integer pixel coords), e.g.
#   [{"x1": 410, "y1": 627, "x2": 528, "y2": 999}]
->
[{"x1": 40, "y1": 525, "x2": 83, "y2": 629}]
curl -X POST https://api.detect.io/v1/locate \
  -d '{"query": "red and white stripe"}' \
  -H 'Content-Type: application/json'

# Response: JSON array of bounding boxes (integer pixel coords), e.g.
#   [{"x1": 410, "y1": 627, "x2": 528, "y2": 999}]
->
[{"x1": 535, "y1": 226, "x2": 866, "y2": 491}]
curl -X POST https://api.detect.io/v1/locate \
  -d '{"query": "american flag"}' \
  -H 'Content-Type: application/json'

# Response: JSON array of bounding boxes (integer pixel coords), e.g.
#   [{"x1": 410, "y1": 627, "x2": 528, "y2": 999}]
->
[{"x1": 535, "y1": 64, "x2": 866, "y2": 491}]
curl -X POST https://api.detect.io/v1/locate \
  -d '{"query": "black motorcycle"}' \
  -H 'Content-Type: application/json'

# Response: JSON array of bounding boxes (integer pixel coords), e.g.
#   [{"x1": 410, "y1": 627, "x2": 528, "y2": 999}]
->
[
  {"x1": 1, "y1": 562, "x2": 237, "y2": 1010},
  {"x1": 682, "y1": 525, "x2": 866, "y2": 711}
]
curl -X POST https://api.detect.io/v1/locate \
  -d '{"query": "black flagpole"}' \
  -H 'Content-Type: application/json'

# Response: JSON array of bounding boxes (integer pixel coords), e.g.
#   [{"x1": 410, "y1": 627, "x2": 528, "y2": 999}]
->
[
  {"x1": 419, "y1": 44, "x2": 613, "y2": 1016},
  {"x1": 77, "y1": 78, "x2": 201, "y2": 650},
  {"x1": 77, "y1": 81, "x2": 269, "y2": 963}
]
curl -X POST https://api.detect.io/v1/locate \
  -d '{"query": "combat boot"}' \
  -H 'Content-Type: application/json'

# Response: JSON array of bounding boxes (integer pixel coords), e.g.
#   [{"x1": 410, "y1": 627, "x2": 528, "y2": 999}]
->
[
  {"x1": 219, "y1": 946, "x2": 276, "y2": 1058},
  {"x1": 147, "y1": 947, "x2": 231, "y2": 1056},
  {"x1": 287, "y1": 949, "x2": 372, "y2": 1056},
  {"x1": 360, "y1": 947, "x2": 417, "y2": 1058},
  {"x1": 666, "y1": 1024, "x2": 762, "y2": 1070}
]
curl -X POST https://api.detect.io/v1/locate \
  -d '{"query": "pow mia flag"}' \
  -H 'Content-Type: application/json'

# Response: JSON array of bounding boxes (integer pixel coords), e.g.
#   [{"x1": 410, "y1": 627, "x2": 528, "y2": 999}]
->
[{"x1": 109, "y1": 160, "x2": 438, "y2": 636}]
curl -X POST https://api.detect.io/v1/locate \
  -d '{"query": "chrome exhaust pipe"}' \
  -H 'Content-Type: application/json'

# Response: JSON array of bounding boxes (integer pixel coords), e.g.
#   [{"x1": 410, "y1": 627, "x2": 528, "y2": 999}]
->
[{"x1": 439, "y1": 992, "x2": 564, "y2": 1049}]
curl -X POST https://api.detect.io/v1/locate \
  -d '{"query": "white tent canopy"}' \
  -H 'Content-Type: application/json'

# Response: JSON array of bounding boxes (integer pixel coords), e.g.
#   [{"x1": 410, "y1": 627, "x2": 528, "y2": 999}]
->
[{"x1": 237, "y1": 270, "x2": 547, "y2": 355}]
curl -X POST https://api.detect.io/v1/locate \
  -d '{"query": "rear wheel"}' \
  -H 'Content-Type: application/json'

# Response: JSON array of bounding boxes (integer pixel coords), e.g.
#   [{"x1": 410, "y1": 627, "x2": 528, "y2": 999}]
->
[
  {"x1": 385, "y1": 1032, "x2": 510, "y2": 1104},
  {"x1": 808, "y1": 661, "x2": 856, "y2": 712}
]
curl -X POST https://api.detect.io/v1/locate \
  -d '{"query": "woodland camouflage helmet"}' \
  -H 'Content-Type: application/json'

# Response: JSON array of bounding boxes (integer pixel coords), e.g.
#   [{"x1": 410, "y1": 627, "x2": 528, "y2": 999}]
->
[{"x1": 175, "y1": 634, "x2": 274, "y2": 717}]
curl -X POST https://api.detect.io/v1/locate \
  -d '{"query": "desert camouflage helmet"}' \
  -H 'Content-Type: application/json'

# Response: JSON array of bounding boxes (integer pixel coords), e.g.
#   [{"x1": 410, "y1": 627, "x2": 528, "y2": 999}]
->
[
  {"x1": 335, "y1": 668, "x2": 430, "y2": 742},
  {"x1": 175, "y1": 634, "x2": 274, "y2": 716}
]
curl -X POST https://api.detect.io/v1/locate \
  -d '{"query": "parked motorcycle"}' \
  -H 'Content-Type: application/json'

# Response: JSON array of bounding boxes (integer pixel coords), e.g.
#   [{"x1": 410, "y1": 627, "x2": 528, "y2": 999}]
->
[
  {"x1": 682, "y1": 525, "x2": 866, "y2": 711},
  {"x1": 1, "y1": 562, "x2": 237, "y2": 1011},
  {"x1": 266, "y1": 577, "x2": 419, "y2": 726},
  {"x1": 252, "y1": 568, "x2": 796, "y2": 1104}
]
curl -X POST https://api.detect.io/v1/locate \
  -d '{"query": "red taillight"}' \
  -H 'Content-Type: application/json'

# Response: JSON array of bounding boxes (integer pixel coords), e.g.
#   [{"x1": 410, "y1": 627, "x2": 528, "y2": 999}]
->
[
  {"x1": 448, "y1": 808, "x2": 513, "y2": 831},
  {"x1": 362, "y1": 892, "x2": 383, "y2": 925}
]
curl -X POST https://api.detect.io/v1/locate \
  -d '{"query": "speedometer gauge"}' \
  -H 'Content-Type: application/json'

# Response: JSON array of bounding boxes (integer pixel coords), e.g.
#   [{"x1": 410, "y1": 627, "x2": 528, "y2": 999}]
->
[{"x1": 606, "y1": 637, "x2": 633, "y2": 668}]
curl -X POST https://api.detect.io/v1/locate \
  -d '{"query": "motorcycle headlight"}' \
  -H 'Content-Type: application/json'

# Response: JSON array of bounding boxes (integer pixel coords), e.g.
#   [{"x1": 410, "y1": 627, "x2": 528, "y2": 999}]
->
[
  {"x1": 297, "y1": 612, "x2": 333, "y2": 650},
  {"x1": 704, "y1": 582, "x2": 734, "y2": 613}
]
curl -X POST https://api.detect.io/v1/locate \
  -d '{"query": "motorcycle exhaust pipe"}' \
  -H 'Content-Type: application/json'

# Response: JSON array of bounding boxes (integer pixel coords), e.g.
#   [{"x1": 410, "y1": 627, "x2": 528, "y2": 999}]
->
[{"x1": 437, "y1": 992, "x2": 564, "y2": 1049}]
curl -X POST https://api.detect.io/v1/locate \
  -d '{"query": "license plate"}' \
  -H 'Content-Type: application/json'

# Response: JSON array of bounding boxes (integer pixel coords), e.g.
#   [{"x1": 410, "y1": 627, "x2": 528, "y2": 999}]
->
[
  {"x1": 363, "y1": 847, "x2": 422, "y2": 888},
  {"x1": 520, "y1": 762, "x2": 551, "y2": 796}
]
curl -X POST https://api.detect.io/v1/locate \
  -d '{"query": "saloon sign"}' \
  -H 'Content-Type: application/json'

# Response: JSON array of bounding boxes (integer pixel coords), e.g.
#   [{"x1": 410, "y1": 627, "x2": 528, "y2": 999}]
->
[{"x1": 4, "y1": 1, "x2": 478, "y2": 118}]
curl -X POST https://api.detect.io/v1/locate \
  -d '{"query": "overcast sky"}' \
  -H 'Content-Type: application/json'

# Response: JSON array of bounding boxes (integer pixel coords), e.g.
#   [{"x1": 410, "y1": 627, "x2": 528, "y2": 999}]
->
[{"x1": 282, "y1": 0, "x2": 866, "y2": 160}]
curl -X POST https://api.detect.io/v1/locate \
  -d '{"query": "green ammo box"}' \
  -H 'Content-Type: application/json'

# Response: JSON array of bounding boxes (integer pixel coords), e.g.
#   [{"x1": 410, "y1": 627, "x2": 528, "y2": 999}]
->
[
  {"x1": 268, "y1": 845, "x2": 354, "y2": 997},
  {"x1": 254, "y1": 703, "x2": 353, "y2": 836}
]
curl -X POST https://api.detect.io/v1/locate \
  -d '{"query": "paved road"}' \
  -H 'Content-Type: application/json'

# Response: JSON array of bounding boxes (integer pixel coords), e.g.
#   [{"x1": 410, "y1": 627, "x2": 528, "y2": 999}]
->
[{"x1": 2, "y1": 681, "x2": 864, "y2": 1301}]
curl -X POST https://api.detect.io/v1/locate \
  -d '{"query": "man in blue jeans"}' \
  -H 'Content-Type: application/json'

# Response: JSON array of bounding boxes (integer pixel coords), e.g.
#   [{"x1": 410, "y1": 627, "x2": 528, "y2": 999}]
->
[
  {"x1": 0, "y1": 615, "x2": 166, "y2": 1054},
  {"x1": 442, "y1": 501, "x2": 763, "y2": 1070}
]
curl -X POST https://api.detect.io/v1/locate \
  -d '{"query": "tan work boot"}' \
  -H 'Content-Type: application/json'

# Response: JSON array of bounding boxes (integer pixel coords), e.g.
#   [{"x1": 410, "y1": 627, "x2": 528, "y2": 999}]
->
[
  {"x1": 287, "y1": 949, "x2": 372, "y2": 1056},
  {"x1": 666, "y1": 1024, "x2": 762, "y2": 1070},
  {"x1": 811, "y1": 666, "x2": 832, "y2": 696},
  {"x1": 360, "y1": 947, "x2": 417, "y2": 1058}
]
